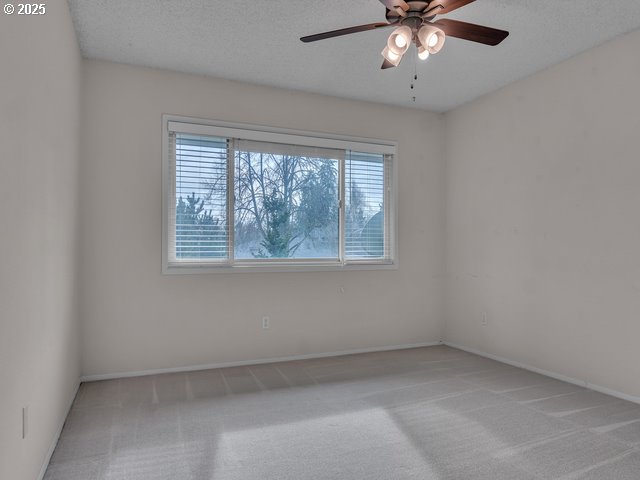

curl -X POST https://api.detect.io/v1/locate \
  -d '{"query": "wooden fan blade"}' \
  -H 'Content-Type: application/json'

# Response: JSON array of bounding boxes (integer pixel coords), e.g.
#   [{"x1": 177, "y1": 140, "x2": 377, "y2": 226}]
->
[
  {"x1": 379, "y1": 0, "x2": 410, "y2": 11},
  {"x1": 301, "y1": 22, "x2": 393, "y2": 43},
  {"x1": 433, "y1": 19, "x2": 509, "y2": 46},
  {"x1": 381, "y1": 58, "x2": 397, "y2": 69},
  {"x1": 428, "y1": 0, "x2": 476, "y2": 15}
]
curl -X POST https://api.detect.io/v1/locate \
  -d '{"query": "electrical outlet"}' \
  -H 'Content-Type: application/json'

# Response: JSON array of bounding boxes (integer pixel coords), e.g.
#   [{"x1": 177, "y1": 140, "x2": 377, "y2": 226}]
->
[
  {"x1": 262, "y1": 316, "x2": 270, "y2": 329},
  {"x1": 338, "y1": 286, "x2": 345, "y2": 294},
  {"x1": 22, "y1": 406, "x2": 28, "y2": 439},
  {"x1": 481, "y1": 312, "x2": 488, "y2": 327}
]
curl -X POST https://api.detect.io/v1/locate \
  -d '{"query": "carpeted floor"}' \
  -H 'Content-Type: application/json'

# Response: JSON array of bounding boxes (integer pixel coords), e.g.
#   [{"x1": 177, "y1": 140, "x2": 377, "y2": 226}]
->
[{"x1": 45, "y1": 346, "x2": 640, "y2": 479}]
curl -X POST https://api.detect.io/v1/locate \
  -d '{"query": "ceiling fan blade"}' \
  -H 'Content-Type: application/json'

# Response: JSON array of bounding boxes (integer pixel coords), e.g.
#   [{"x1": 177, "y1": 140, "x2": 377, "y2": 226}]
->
[
  {"x1": 427, "y1": 0, "x2": 476, "y2": 15},
  {"x1": 379, "y1": 0, "x2": 410, "y2": 12},
  {"x1": 433, "y1": 19, "x2": 509, "y2": 46},
  {"x1": 381, "y1": 58, "x2": 397, "y2": 69},
  {"x1": 301, "y1": 22, "x2": 394, "y2": 43}
]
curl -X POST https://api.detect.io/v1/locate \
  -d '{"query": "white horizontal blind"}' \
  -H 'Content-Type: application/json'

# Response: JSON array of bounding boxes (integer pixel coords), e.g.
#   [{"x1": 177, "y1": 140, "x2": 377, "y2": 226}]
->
[
  {"x1": 168, "y1": 132, "x2": 230, "y2": 264},
  {"x1": 344, "y1": 151, "x2": 392, "y2": 262}
]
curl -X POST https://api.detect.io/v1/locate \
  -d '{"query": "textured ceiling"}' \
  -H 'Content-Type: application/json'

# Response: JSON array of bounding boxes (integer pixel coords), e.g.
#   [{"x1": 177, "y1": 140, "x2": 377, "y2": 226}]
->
[{"x1": 68, "y1": 0, "x2": 640, "y2": 112}]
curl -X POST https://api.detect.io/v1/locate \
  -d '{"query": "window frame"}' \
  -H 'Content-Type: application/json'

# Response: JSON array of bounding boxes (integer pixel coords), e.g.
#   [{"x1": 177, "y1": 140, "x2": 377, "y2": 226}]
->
[{"x1": 162, "y1": 114, "x2": 398, "y2": 274}]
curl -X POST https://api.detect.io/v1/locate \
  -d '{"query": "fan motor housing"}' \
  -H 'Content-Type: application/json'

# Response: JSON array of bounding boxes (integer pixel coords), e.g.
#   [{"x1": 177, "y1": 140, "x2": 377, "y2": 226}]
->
[{"x1": 386, "y1": 1, "x2": 437, "y2": 28}]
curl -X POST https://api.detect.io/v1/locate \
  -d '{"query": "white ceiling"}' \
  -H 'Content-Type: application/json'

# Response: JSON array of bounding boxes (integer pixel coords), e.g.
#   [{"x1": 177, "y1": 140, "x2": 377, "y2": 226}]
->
[{"x1": 68, "y1": 0, "x2": 640, "y2": 112}]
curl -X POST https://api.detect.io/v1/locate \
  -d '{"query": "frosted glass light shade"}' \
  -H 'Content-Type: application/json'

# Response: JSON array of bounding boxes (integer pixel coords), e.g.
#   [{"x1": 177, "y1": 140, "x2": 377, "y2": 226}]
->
[
  {"x1": 381, "y1": 46, "x2": 403, "y2": 66},
  {"x1": 387, "y1": 26, "x2": 412, "y2": 56},
  {"x1": 418, "y1": 25, "x2": 445, "y2": 54}
]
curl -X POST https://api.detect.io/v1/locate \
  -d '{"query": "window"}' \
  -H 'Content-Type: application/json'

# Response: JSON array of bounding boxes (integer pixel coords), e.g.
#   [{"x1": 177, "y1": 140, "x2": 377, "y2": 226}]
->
[{"x1": 163, "y1": 116, "x2": 396, "y2": 272}]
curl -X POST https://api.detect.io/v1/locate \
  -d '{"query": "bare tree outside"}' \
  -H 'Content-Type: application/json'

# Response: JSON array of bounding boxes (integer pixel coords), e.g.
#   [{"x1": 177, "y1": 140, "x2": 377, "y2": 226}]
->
[{"x1": 233, "y1": 150, "x2": 339, "y2": 258}]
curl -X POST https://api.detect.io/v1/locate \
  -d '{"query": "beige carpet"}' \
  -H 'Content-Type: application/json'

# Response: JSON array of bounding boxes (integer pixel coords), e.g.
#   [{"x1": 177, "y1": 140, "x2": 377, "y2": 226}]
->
[{"x1": 45, "y1": 346, "x2": 640, "y2": 479}]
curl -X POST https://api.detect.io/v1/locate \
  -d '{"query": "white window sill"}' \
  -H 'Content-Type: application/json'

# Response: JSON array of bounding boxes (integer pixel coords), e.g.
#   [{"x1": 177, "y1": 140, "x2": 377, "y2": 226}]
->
[{"x1": 162, "y1": 261, "x2": 398, "y2": 275}]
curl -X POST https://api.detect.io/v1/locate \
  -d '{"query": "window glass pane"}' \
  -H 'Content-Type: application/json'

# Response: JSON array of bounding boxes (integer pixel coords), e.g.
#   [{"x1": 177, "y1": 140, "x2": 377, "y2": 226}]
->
[
  {"x1": 175, "y1": 134, "x2": 228, "y2": 259},
  {"x1": 345, "y1": 151, "x2": 386, "y2": 259},
  {"x1": 234, "y1": 146, "x2": 339, "y2": 259}
]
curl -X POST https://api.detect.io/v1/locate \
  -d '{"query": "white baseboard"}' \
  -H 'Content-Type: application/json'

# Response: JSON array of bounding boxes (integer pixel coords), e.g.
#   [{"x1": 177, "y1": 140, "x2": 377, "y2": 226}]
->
[
  {"x1": 80, "y1": 341, "x2": 443, "y2": 382},
  {"x1": 444, "y1": 341, "x2": 640, "y2": 406},
  {"x1": 37, "y1": 380, "x2": 81, "y2": 480}
]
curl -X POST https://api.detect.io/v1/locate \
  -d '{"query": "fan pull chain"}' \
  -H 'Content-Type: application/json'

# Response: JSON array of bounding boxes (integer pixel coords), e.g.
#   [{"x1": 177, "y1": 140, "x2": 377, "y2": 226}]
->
[{"x1": 410, "y1": 50, "x2": 418, "y2": 102}]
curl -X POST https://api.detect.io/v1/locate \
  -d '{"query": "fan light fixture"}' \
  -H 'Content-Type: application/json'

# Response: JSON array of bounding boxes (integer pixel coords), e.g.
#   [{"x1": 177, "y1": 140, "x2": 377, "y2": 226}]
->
[
  {"x1": 381, "y1": 45, "x2": 403, "y2": 66},
  {"x1": 301, "y1": 0, "x2": 510, "y2": 72},
  {"x1": 394, "y1": 34, "x2": 407, "y2": 48},
  {"x1": 382, "y1": 24, "x2": 446, "y2": 66},
  {"x1": 387, "y1": 25, "x2": 412, "y2": 56},
  {"x1": 417, "y1": 25, "x2": 446, "y2": 55},
  {"x1": 417, "y1": 48, "x2": 430, "y2": 61}
]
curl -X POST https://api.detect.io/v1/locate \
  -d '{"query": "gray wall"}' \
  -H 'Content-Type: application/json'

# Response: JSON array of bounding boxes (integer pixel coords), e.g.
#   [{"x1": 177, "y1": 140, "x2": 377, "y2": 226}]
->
[
  {"x1": 79, "y1": 61, "x2": 446, "y2": 376},
  {"x1": 445, "y1": 29, "x2": 640, "y2": 398},
  {"x1": 0, "y1": 3, "x2": 82, "y2": 479}
]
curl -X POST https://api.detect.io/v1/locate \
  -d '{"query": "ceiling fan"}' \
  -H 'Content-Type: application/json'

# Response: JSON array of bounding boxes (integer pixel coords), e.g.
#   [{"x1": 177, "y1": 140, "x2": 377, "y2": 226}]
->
[{"x1": 301, "y1": 0, "x2": 509, "y2": 69}]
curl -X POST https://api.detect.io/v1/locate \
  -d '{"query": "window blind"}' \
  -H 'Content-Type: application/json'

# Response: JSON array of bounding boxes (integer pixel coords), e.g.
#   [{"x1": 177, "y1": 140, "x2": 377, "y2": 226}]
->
[
  {"x1": 168, "y1": 132, "x2": 230, "y2": 264},
  {"x1": 344, "y1": 151, "x2": 392, "y2": 262}
]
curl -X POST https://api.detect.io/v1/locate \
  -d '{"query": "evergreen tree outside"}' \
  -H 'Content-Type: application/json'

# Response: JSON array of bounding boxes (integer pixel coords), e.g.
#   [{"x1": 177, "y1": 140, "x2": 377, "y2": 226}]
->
[
  {"x1": 345, "y1": 179, "x2": 366, "y2": 231},
  {"x1": 175, "y1": 192, "x2": 224, "y2": 258},
  {"x1": 298, "y1": 161, "x2": 339, "y2": 252},
  {"x1": 256, "y1": 190, "x2": 293, "y2": 258}
]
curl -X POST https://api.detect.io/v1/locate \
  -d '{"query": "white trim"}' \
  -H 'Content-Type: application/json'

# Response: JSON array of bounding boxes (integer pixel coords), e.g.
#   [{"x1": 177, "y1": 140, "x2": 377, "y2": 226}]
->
[
  {"x1": 162, "y1": 113, "x2": 399, "y2": 274},
  {"x1": 338, "y1": 155, "x2": 346, "y2": 263},
  {"x1": 389, "y1": 152, "x2": 399, "y2": 267},
  {"x1": 37, "y1": 381, "x2": 81, "y2": 480},
  {"x1": 162, "y1": 261, "x2": 398, "y2": 275},
  {"x1": 444, "y1": 342, "x2": 640, "y2": 406},
  {"x1": 80, "y1": 342, "x2": 441, "y2": 382},
  {"x1": 161, "y1": 117, "x2": 171, "y2": 274},
  {"x1": 166, "y1": 117, "x2": 397, "y2": 155}
]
